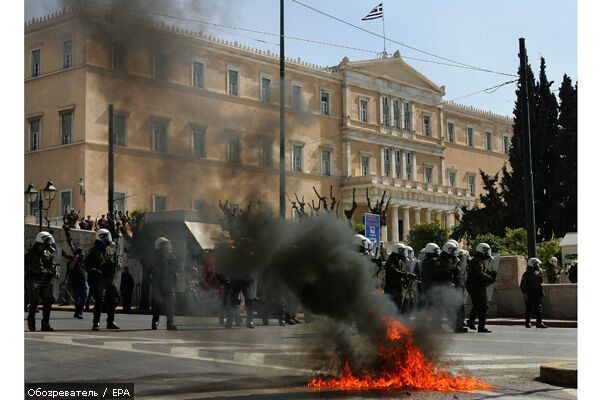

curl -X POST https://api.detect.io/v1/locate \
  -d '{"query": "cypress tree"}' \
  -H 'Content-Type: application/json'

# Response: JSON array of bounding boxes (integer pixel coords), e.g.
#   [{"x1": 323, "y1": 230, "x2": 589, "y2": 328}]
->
[{"x1": 556, "y1": 75, "x2": 577, "y2": 234}]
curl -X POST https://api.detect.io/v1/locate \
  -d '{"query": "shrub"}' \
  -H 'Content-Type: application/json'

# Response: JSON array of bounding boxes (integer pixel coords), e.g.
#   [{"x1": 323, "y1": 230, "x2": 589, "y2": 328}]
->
[
  {"x1": 353, "y1": 223, "x2": 365, "y2": 235},
  {"x1": 469, "y1": 233, "x2": 504, "y2": 255},
  {"x1": 408, "y1": 222, "x2": 450, "y2": 253},
  {"x1": 502, "y1": 227, "x2": 528, "y2": 256},
  {"x1": 536, "y1": 239, "x2": 561, "y2": 265}
]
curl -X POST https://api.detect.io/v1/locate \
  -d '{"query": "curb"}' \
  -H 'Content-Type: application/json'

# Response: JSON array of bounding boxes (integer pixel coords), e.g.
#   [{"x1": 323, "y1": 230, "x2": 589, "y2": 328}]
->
[
  {"x1": 539, "y1": 362, "x2": 577, "y2": 388},
  {"x1": 486, "y1": 319, "x2": 577, "y2": 328}
]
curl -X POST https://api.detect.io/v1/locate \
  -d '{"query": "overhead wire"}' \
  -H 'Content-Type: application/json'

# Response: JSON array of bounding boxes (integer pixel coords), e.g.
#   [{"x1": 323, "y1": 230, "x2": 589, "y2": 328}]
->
[{"x1": 290, "y1": 0, "x2": 517, "y2": 78}]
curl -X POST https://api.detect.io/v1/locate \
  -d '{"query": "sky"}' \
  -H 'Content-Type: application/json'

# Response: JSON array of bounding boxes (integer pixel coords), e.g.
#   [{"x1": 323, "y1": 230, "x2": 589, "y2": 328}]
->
[{"x1": 24, "y1": 0, "x2": 577, "y2": 117}]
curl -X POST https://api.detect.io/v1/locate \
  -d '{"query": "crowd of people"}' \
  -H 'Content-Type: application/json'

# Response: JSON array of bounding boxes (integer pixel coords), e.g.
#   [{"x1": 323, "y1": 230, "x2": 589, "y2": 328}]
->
[{"x1": 25, "y1": 222, "x2": 576, "y2": 333}]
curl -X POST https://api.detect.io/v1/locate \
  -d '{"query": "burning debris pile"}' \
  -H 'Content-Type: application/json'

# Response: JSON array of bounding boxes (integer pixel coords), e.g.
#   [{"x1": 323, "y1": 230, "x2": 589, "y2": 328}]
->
[
  {"x1": 308, "y1": 318, "x2": 493, "y2": 392},
  {"x1": 215, "y1": 203, "x2": 492, "y2": 393}
]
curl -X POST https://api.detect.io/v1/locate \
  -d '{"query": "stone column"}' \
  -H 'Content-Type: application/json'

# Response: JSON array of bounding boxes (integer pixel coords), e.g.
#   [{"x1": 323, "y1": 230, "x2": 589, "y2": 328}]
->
[
  {"x1": 381, "y1": 222, "x2": 388, "y2": 243},
  {"x1": 413, "y1": 207, "x2": 421, "y2": 225},
  {"x1": 411, "y1": 152, "x2": 416, "y2": 181},
  {"x1": 440, "y1": 156, "x2": 446, "y2": 186},
  {"x1": 344, "y1": 141, "x2": 352, "y2": 177},
  {"x1": 391, "y1": 149, "x2": 397, "y2": 179},
  {"x1": 424, "y1": 208, "x2": 432, "y2": 222},
  {"x1": 402, "y1": 206, "x2": 410, "y2": 241},
  {"x1": 401, "y1": 150, "x2": 407, "y2": 180},
  {"x1": 380, "y1": 146, "x2": 386, "y2": 177},
  {"x1": 445, "y1": 211, "x2": 453, "y2": 229},
  {"x1": 391, "y1": 205, "x2": 400, "y2": 242}
]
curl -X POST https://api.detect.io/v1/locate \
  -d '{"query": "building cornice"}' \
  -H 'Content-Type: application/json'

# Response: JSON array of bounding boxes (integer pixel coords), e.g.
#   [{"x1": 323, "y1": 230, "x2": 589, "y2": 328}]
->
[{"x1": 342, "y1": 128, "x2": 445, "y2": 157}]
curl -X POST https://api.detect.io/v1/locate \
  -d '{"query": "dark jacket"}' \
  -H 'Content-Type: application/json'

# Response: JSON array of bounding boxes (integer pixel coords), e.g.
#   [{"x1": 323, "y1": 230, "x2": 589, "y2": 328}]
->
[
  {"x1": 150, "y1": 249, "x2": 179, "y2": 294},
  {"x1": 520, "y1": 267, "x2": 544, "y2": 297},
  {"x1": 25, "y1": 244, "x2": 56, "y2": 284},
  {"x1": 465, "y1": 255, "x2": 495, "y2": 290},
  {"x1": 86, "y1": 241, "x2": 118, "y2": 279},
  {"x1": 384, "y1": 253, "x2": 406, "y2": 292},
  {"x1": 120, "y1": 272, "x2": 135, "y2": 295},
  {"x1": 420, "y1": 254, "x2": 448, "y2": 287},
  {"x1": 68, "y1": 252, "x2": 88, "y2": 289}
]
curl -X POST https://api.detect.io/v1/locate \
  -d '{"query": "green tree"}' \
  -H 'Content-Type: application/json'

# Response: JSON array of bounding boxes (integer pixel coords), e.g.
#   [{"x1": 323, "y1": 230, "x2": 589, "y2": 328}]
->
[
  {"x1": 352, "y1": 223, "x2": 365, "y2": 235},
  {"x1": 536, "y1": 239, "x2": 561, "y2": 265},
  {"x1": 556, "y1": 74, "x2": 578, "y2": 235},
  {"x1": 407, "y1": 222, "x2": 450, "y2": 254},
  {"x1": 452, "y1": 171, "x2": 508, "y2": 241},
  {"x1": 502, "y1": 227, "x2": 528, "y2": 256},
  {"x1": 469, "y1": 233, "x2": 504, "y2": 255}
]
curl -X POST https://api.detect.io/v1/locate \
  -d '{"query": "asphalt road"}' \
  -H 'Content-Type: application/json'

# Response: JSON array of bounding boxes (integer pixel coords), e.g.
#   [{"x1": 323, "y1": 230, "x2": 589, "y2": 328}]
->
[{"x1": 25, "y1": 311, "x2": 577, "y2": 399}]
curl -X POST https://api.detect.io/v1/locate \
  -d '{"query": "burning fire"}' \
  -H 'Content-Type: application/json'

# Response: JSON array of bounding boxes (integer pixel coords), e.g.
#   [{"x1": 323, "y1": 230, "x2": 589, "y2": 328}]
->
[{"x1": 308, "y1": 318, "x2": 494, "y2": 392}]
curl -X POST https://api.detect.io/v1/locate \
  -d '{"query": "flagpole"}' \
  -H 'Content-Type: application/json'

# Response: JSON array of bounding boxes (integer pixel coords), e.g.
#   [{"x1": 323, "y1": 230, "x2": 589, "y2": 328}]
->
[{"x1": 381, "y1": 1, "x2": 386, "y2": 55}]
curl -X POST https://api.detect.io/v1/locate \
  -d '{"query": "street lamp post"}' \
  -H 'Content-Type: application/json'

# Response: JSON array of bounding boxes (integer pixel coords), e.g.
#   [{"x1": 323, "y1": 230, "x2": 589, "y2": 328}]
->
[{"x1": 25, "y1": 180, "x2": 58, "y2": 232}]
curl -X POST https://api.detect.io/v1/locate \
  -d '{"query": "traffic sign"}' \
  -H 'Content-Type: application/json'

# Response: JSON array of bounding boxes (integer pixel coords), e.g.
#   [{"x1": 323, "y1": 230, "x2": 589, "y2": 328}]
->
[{"x1": 364, "y1": 213, "x2": 380, "y2": 244}]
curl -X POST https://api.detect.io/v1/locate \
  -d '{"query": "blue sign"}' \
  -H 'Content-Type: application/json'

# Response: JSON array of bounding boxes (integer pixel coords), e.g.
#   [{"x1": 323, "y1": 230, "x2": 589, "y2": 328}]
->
[{"x1": 364, "y1": 213, "x2": 380, "y2": 244}]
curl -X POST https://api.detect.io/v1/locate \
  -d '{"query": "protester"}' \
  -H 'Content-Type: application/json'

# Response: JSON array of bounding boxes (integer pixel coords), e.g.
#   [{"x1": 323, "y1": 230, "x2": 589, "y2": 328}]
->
[{"x1": 120, "y1": 266, "x2": 135, "y2": 313}]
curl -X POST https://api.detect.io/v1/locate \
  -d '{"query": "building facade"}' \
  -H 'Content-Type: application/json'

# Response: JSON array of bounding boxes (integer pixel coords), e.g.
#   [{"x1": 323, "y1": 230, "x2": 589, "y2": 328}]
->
[{"x1": 24, "y1": 4, "x2": 513, "y2": 242}]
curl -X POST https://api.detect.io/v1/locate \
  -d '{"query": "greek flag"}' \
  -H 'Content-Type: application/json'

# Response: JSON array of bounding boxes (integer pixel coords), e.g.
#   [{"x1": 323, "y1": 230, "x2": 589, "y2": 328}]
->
[{"x1": 362, "y1": 3, "x2": 383, "y2": 20}]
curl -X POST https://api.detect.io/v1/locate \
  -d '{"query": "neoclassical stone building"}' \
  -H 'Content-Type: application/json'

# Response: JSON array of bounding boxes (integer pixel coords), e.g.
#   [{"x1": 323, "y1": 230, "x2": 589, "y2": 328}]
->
[{"x1": 24, "y1": 3, "x2": 513, "y2": 243}]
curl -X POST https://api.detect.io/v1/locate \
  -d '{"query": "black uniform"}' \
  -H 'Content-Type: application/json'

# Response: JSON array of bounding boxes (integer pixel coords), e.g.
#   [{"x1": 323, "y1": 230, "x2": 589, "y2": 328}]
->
[
  {"x1": 465, "y1": 254, "x2": 495, "y2": 331},
  {"x1": 568, "y1": 263, "x2": 577, "y2": 283},
  {"x1": 150, "y1": 248, "x2": 179, "y2": 330},
  {"x1": 87, "y1": 240, "x2": 120, "y2": 329},
  {"x1": 420, "y1": 252, "x2": 451, "y2": 328},
  {"x1": 442, "y1": 252, "x2": 466, "y2": 332},
  {"x1": 520, "y1": 266, "x2": 545, "y2": 327},
  {"x1": 25, "y1": 244, "x2": 58, "y2": 331},
  {"x1": 120, "y1": 270, "x2": 134, "y2": 313},
  {"x1": 545, "y1": 263, "x2": 561, "y2": 284}
]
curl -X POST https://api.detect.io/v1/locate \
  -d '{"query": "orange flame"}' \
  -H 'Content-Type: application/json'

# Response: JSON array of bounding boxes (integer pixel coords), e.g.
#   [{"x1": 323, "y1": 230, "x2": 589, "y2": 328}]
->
[{"x1": 308, "y1": 317, "x2": 494, "y2": 392}]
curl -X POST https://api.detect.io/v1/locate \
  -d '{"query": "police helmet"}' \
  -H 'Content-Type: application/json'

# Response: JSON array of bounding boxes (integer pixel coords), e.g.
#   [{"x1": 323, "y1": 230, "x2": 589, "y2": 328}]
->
[
  {"x1": 424, "y1": 242, "x2": 441, "y2": 255},
  {"x1": 354, "y1": 234, "x2": 373, "y2": 253},
  {"x1": 154, "y1": 236, "x2": 171, "y2": 250},
  {"x1": 549, "y1": 256, "x2": 558, "y2": 265},
  {"x1": 442, "y1": 240, "x2": 459, "y2": 256},
  {"x1": 391, "y1": 242, "x2": 408, "y2": 257},
  {"x1": 406, "y1": 246, "x2": 414, "y2": 259},
  {"x1": 528, "y1": 257, "x2": 542, "y2": 268},
  {"x1": 475, "y1": 243, "x2": 492, "y2": 258},
  {"x1": 95, "y1": 228, "x2": 112, "y2": 243},
  {"x1": 35, "y1": 231, "x2": 55, "y2": 245}
]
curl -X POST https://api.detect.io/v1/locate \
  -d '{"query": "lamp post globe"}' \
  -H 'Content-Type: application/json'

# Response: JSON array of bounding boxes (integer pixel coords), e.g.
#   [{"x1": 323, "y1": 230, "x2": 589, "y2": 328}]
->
[
  {"x1": 43, "y1": 180, "x2": 58, "y2": 202},
  {"x1": 25, "y1": 184, "x2": 39, "y2": 204}
]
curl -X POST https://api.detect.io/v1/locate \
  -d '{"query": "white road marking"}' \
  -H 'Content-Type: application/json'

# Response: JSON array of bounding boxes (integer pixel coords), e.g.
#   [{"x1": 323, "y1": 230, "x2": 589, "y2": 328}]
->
[{"x1": 455, "y1": 363, "x2": 541, "y2": 370}]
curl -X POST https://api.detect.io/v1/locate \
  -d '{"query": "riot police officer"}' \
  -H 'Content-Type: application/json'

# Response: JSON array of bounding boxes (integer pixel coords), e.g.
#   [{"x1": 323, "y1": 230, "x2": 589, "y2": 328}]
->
[
  {"x1": 520, "y1": 257, "x2": 547, "y2": 328},
  {"x1": 466, "y1": 243, "x2": 496, "y2": 333},
  {"x1": 385, "y1": 243, "x2": 408, "y2": 310},
  {"x1": 420, "y1": 242, "x2": 449, "y2": 329},
  {"x1": 545, "y1": 257, "x2": 561, "y2": 284},
  {"x1": 151, "y1": 237, "x2": 179, "y2": 330},
  {"x1": 87, "y1": 228, "x2": 120, "y2": 331},
  {"x1": 25, "y1": 232, "x2": 59, "y2": 332},
  {"x1": 440, "y1": 240, "x2": 468, "y2": 333}
]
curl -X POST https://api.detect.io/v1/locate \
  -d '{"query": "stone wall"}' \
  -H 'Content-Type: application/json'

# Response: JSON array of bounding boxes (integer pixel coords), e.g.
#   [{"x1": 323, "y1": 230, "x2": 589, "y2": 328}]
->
[{"x1": 471, "y1": 255, "x2": 577, "y2": 320}]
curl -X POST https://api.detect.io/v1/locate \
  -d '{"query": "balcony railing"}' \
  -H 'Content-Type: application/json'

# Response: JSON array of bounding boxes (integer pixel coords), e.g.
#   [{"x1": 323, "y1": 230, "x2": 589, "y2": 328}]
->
[{"x1": 342, "y1": 175, "x2": 470, "y2": 197}]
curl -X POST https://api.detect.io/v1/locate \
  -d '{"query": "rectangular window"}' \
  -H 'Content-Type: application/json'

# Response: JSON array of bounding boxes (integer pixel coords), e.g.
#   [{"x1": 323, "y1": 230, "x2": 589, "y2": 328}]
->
[
  {"x1": 393, "y1": 99, "x2": 401, "y2": 128},
  {"x1": 383, "y1": 148, "x2": 390, "y2": 177},
  {"x1": 320, "y1": 90, "x2": 330, "y2": 115},
  {"x1": 29, "y1": 118, "x2": 40, "y2": 151},
  {"x1": 260, "y1": 137, "x2": 272, "y2": 168},
  {"x1": 228, "y1": 134, "x2": 241, "y2": 163},
  {"x1": 154, "y1": 53, "x2": 167, "y2": 80},
  {"x1": 192, "y1": 126, "x2": 206, "y2": 157},
  {"x1": 192, "y1": 61, "x2": 204, "y2": 88},
  {"x1": 423, "y1": 114, "x2": 431, "y2": 136},
  {"x1": 468, "y1": 175, "x2": 476, "y2": 197},
  {"x1": 60, "y1": 190, "x2": 72, "y2": 215},
  {"x1": 382, "y1": 96, "x2": 389, "y2": 127},
  {"x1": 292, "y1": 85, "x2": 302, "y2": 109},
  {"x1": 321, "y1": 149, "x2": 331, "y2": 176},
  {"x1": 63, "y1": 40, "x2": 72, "y2": 69},
  {"x1": 405, "y1": 151, "x2": 412, "y2": 180},
  {"x1": 153, "y1": 195, "x2": 167, "y2": 212},
  {"x1": 114, "y1": 114, "x2": 127, "y2": 147},
  {"x1": 503, "y1": 135, "x2": 510, "y2": 155},
  {"x1": 60, "y1": 111, "x2": 73, "y2": 145},
  {"x1": 292, "y1": 145, "x2": 303, "y2": 172},
  {"x1": 153, "y1": 119, "x2": 168, "y2": 152},
  {"x1": 447, "y1": 122, "x2": 455, "y2": 143},
  {"x1": 359, "y1": 99, "x2": 368, "y2": 122},
  {"x1": 261, "y1": 77, "x2": 271, "y2": 103},
  {"x1": 228, "y1": 69, "x2": 239, "y2": 96},
  {"x1": 448, "y1": 171, "x2": 456, "y2": 187},
  {"x1": 403, "y1": 102, "x2": 411, "y2": 131},
  {"x1": 112, "y1": 43, "x2": 126, "y2": 71},
  {"x1": 467, "y1": 127, "x2": 474, "y2": 147},
  {"x1": 114, "y1": 192, "x2": 126, "y2": 214},
  {"x1": 486, "y1": 131, "x2": 493, "y2": 151},
  {"x1": 361, "y1": 156, "x2": 370, "y2": 176},
  {"x1": 394, "y1": 149, "x2": 401, "y2": 178},
  {"x1": 192, "y1": 198, "x2": 204, "y2": 210},
  {"x1": 31, "y1": 49, "x2": 40, "y2": 77},
  {"x1": 424, "y1": 166, "x2": 433, "y2": 184}
]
